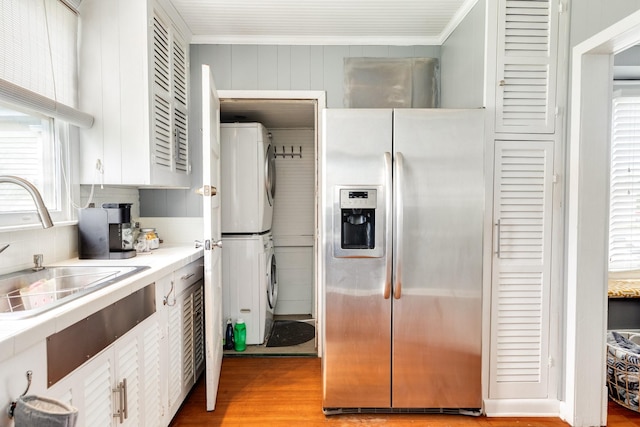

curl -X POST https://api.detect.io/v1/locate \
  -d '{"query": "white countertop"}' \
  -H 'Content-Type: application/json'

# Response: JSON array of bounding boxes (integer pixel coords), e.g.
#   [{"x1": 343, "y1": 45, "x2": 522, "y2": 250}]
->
[{"x1": 0, "y1": 244, "x2": 203, "y2": 364}]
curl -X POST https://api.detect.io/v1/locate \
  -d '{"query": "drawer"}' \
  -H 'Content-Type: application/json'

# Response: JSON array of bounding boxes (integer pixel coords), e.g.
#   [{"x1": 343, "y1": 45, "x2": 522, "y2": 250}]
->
[{"x1": 174, "y1": 259, "x2": 204, "y2": 295}]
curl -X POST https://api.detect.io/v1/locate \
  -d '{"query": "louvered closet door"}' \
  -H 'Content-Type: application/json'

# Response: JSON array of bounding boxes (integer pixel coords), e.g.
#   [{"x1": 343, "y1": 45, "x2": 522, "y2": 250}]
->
[
  {"x1": 490, "y1": 140, "x2": 554, "y2": 399},
  {"x1": 496, "y1": 0, "x2": 559, "y2": 134}
]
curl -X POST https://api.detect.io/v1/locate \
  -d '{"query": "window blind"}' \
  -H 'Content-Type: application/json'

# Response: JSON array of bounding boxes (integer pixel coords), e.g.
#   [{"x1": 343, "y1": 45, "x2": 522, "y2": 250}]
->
[
  {"x1": 0, "y1": 0, "x2": 92, "y2": 128},
  {"x1": 610, "y1": 96, "x2": 640, "y2": 271}
]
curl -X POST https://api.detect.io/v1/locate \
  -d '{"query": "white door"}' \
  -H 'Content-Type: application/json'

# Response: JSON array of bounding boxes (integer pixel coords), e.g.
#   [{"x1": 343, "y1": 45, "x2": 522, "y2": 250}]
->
[
  {"x1": 489, "y1": 139, "x2": 554, "y2": 399},
  {"x1": 201, "y1": 64, "x2": 223, "y2": 410}
]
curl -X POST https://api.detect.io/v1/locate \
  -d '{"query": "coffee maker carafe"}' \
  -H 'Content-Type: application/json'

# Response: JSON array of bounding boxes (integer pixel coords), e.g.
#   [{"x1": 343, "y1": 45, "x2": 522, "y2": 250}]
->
[{"x1": 78, "y1": 203, "x2": 136, "y2": 259}]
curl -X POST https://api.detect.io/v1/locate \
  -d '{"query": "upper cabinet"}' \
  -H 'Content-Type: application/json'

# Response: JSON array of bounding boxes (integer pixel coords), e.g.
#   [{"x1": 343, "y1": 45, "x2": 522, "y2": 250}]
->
[
  {"x1": 495, "y1": 0, "x2": 559, "y2": 134},
  {"x1": 78, "y1": 0, "x2": 192, "y2": 187}
]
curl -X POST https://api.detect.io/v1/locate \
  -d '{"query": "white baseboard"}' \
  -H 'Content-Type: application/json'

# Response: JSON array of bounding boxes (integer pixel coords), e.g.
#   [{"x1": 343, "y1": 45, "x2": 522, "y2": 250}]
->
[{"x1": 484, "y1": 398, "x2": 561, "y2": 417}]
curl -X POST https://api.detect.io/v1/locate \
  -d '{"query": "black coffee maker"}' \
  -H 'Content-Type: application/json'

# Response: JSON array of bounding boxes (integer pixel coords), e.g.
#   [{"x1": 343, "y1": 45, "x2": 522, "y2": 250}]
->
[{"x1": 78, "y1": 203, "x2": 136, "y2": 259}]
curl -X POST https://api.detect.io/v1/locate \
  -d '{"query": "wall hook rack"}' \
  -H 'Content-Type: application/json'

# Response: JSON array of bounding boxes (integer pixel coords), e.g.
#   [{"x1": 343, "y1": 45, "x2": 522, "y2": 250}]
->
[
  {"x1": 8, "y1": 370, "x2": 33, "y2": 418},
  {"x1": 274, "y1": 145, "x2": 302, "y2": 159}
]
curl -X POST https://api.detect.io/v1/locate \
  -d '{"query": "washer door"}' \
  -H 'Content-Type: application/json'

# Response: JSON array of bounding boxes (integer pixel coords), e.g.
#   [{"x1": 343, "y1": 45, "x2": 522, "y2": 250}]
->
[
  {"x1": 265, "y1": 143, "x2": 276, "y2": 206},
  {"x1": 266, "y1": 252, "x2": 278, "y2": 310}
]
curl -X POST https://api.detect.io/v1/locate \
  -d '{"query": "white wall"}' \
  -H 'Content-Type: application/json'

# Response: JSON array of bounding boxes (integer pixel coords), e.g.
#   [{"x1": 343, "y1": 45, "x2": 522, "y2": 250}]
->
[
  {"x1": 569, "y1": 0, "x2": 640, "y2": 47},
  {"x1": 440, "y1": 0, "x2": 486, "y2": 108},
  {"x1": 0, "y1": 225, "x2": 77, "y2": 275},
  {"x1": 140, "y1": 43, "x2": 442, "y2": 216},
  {"x1": 270, "y1": 128, "x2": 315, "y2": 314}
]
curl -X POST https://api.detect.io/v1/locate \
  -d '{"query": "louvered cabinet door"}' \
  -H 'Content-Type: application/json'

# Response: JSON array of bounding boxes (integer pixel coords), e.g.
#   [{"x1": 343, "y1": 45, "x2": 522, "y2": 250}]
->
[
  {"x1": 150, "y1": 4, "x2": 190, "y2": 186},
  {"x1": 82, "y1": 352, "x2": 115, "y2": 427},
  {"x1": 495, "y1": 0, "x2": 559, "y2": 134},
  {"x1": 490, "y1": 140, "x2": 554, "y2": 399},
  {"x1": 141, "y1": 319, "x2": 163, "y2": 427},
  {"x1": 172, "y1": 30, "x2": 189, "y2": 176},
  {"x1": 114, "y1": 337, "x2": 141, "y2": 426},
  {"x1": 193, "y1": 282, "x2": 205, "y2": 379},
  {"x1": 167, "y1": 295, "x2": 184, "y2": 415},
  {"x1": 182, "y1": 289, "x2": 195, "y2": 392}
]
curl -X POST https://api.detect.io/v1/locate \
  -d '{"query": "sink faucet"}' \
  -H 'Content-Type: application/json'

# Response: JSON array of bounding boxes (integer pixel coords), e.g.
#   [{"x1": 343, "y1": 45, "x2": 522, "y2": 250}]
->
[{"x1": 0, "y1": 176, "x2": 53, "y2": 228}]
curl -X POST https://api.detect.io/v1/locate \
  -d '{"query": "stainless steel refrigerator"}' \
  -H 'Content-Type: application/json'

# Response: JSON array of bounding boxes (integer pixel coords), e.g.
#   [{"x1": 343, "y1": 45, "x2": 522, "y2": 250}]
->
[{"x1": 321, "y1": 108, "x2": 484, "y2": 413}]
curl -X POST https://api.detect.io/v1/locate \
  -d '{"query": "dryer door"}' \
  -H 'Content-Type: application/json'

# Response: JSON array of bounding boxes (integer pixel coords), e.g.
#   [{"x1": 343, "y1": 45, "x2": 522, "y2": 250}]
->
[
  {"x1": 265, "y1": 143, "x2": 276, "y2": 207},
  {"x1": 266, "y1": 251, "x2": 278, "y2": 310}
]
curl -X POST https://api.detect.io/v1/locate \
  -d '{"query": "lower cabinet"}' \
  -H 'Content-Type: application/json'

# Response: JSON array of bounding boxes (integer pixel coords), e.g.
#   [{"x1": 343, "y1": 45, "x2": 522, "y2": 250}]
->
[
  {"x1": 165, "y1": 261, "x2": 205, "y2": 419},
  {"x1": 49, "y1": 314, "x2": 162, "y2": 426},
  {"x1": 47, "y1": 259, "x2": 204, "y2": 426}
]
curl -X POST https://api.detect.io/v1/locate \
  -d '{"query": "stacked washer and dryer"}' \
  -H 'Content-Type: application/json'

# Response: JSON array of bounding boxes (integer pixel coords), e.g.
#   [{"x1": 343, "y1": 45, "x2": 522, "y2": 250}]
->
[{"x1": 221, "y1": 122, "x2": 278, "y2": 345}]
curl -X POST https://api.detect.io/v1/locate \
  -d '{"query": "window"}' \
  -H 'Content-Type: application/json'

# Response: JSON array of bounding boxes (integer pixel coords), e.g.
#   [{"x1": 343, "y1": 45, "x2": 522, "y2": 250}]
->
[
  {"x1": 0, "y1": 0, "x2": 88, "y2": 228},
  {"x1": 609, "y1": 93, "x2": 640, "y2": 271},
  {"x1": 0, "y1": 104, "x2": 59, "y2": 213}
]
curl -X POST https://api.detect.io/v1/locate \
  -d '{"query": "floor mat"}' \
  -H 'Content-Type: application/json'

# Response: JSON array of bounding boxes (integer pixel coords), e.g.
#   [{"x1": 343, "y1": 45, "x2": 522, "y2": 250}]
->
[{"x1": 266, "y1": 320, "x2": 315, "y2": 347}]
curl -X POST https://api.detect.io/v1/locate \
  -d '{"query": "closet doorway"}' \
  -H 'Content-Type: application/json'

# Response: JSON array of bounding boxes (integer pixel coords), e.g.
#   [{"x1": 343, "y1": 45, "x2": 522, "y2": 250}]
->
[{"x1": 218, "y1": 90, "x2": 325, "y2": 356}]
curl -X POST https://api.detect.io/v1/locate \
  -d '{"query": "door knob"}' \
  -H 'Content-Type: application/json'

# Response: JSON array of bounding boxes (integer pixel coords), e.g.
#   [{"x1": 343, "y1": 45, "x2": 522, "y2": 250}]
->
[
  {"x1": 195, "y1": 240, "x2": 222, "y2": 249},
  {"x1": 196, "y1": 186, "x2": 217, "y2": 196}
]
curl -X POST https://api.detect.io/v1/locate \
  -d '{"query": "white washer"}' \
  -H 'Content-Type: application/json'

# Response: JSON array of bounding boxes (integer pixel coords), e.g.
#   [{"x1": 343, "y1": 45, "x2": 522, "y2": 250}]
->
[
  {"x1": 220, "y1": 122, "x2": 276, "y2": 234},
  {"x1": 222, "y1": 233, "x2": 278, "y2": 345}
]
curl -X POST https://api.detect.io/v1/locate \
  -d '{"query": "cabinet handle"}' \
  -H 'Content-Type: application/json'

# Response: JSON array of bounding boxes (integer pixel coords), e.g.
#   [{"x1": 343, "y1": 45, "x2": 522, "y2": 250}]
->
[
  {"x1": 174, "y1": 128, "x2": 180, "y2": 162},
  {"x1": 112, "y1": 378, "x2": 128, "y2": 423},
  {"x1": 122, "y1": 378, "x2": 128, "y2": 420},
  {"x1": 181, "y1": 273, "x2": 195, "y2": 281},
  {"x1": 113, "y1": 380, "x2": 124, "y2": 423}
]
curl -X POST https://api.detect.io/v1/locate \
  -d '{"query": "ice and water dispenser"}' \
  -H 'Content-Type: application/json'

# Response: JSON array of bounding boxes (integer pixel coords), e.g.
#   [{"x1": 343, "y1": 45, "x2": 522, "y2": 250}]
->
[
  {"x1": 334, "y1": 188, "x2": 383, "y2": 258},
  {"x1": 340, "y1": 190, "x2": 376, "y2": 249}
]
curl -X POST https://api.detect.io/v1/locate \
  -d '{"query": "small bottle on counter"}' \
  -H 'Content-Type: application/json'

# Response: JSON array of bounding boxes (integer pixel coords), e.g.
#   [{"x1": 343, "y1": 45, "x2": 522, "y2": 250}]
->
[
  {"x1": 137, "y1": 228, "x2": 160, "y2": 252},
  {"x1": 224, "y1": 319, "x2": 234, "y2": 350},
  {"x1": 234, "y1": 319, "x2": 246, "y2": 352}
]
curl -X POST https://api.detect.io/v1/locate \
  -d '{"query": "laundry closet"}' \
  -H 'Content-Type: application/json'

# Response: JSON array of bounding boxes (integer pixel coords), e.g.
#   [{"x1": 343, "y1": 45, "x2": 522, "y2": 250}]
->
[{"x1": 219, "y1": 96, "x2": 318, "y2": 351}]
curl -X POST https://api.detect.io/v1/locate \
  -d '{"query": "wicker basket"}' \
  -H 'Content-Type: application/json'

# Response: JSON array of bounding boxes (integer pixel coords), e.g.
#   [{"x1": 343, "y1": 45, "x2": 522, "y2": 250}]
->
[{"x1": 607, "y1": 331, "x2": 640, "y2": 411}]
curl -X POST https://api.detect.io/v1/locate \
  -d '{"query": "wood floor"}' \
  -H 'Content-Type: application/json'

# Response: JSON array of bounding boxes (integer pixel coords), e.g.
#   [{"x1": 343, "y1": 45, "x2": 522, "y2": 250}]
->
[{"x1": 167, "y1": 356, "x2": 640, "y2": 426}]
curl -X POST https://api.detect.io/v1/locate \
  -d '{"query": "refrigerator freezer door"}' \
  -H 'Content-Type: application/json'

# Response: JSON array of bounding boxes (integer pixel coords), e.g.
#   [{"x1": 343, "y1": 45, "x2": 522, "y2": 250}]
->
[
  {"x1": 391, "y1": 109, "x2": 484, "y2": 408},
  {"x1": 322, "y1": 109, "x2": 393, "y2": 409}
]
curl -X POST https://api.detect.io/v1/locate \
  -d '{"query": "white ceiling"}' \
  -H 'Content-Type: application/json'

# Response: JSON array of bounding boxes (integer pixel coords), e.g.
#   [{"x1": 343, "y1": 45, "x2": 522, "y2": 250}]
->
[
  {"x1": 220, "y1": 98, "x2": 316, "y2": 128},
  {"x1": 170, "y1": 0, "x2": 478, "y2": 45}
]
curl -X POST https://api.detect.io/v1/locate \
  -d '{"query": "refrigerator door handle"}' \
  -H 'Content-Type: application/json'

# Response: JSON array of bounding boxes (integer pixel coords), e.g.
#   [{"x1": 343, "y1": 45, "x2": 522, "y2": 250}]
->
[
  {"x1": 394, "y1": 152, "x2": 404, "y2": 299},
  {"x1": 384, "y1": 152, "x2": 392, "y2": 299}
]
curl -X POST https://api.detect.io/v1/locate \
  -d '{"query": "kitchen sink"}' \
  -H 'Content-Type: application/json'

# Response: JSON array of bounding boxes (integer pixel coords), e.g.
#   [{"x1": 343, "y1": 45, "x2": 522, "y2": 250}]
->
[{"x1": 0, "y1": 265, "x2": 149, "y2": 320}]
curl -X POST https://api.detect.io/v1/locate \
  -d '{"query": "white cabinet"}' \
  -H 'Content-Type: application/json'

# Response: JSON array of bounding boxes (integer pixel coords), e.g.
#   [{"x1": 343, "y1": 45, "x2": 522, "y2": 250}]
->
[
  {"x1": 78, "y1": 0, "x2": 191, "y2": 187},
  {"x1": 495, "y1": 0, "x2": 560, "y2": 134},
  {"x1": 45, "y1": 258, "x2": 204, "y2": 426},
  {"x1": 489, "y1": 140, "x2": 555, "y2": 399},
  {"x1": 161, "y1": 260, "x2": 205, "y2": 419},
  {"x1": 0, "y1": 256, "x2": 206, "y2": 427},
  {"x1": 486, "y1": 0, "x2": 566, "y2": 407},
  {"x1": 49, "y1": 314, "x2": 162, "y2": 426}
]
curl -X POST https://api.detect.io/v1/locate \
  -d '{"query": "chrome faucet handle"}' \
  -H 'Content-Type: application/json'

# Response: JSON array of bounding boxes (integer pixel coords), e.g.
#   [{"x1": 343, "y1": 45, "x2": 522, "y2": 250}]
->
[{"x1": 32, "y1": 254, "x2": 44, "y2": 271}]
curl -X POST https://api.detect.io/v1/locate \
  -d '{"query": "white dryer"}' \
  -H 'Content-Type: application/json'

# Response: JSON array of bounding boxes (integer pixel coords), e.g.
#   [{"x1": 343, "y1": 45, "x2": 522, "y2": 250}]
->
[
  {"x1": 222, "y1": 232, "x2": 278, "y2": 345},
  {"x1": 220, "y1": 122, "x2": 276, "y2": 234}
]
